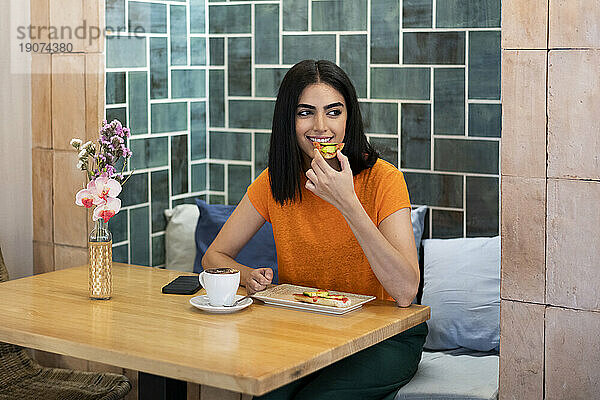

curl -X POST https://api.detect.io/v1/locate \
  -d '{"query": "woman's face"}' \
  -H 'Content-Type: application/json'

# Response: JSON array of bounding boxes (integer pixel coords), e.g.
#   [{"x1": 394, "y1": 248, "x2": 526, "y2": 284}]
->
[{"x1": 295, "y1": 83, "x2": 347, "y2": 168}]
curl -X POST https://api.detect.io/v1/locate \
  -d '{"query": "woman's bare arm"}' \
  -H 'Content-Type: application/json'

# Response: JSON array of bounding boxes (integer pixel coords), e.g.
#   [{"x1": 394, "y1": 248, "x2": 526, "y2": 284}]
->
[
  {"x1": 202, "y1": 194, "x2": 274, "y2": 293},
  {"x1": 343, "y1": 205, "x2": 419, "y2": 306}
]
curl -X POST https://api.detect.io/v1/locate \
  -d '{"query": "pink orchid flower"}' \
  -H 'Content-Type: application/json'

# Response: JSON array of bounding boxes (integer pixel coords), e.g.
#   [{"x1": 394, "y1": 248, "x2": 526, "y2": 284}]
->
[
  {"x1": 75, "y1": 176, "x2": 122, "y2": 208},
  {"x1": 93, "y1": 197, "x2": 122, "y2": 222},
  {"x1": 93, "y1": 174, "x2": 122, "y2": 200},
  {"x1": 75, "y1": 188, "x2": 96, "y2": 208}
]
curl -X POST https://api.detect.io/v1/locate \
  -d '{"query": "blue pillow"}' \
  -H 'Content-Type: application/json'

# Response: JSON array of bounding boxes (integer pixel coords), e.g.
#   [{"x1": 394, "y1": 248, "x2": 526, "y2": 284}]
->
[
  {"x1": 421, "y1": 236, "x2": 500, "y2": 352},
  {"x1": 193, "y1": 199, "x2": 278, "y2": 282}
]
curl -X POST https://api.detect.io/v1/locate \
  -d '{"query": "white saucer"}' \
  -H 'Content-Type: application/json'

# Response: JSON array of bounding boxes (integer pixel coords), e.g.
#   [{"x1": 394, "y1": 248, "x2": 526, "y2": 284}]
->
[{"x1": 189, "y1": 295, "x2": 253, "y2": 314}]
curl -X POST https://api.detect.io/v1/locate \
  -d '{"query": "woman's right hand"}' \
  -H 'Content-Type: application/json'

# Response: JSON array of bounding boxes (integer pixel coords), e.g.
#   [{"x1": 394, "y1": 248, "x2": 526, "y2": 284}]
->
[{"x1": 244, "y1": 268, "x2": 273, "y2": 294}]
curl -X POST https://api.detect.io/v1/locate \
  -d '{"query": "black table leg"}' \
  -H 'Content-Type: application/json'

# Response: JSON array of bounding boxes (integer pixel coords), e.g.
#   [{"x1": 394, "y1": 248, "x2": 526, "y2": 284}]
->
[{"x1": 138, "y1": 372, "x2": 187, "y2": 400}]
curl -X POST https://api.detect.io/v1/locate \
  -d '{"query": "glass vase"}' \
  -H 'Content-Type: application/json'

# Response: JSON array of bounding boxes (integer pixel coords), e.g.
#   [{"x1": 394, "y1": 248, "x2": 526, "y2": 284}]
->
[{"x1": 88, "y1": 219, "x2": 113, "y2": 299}]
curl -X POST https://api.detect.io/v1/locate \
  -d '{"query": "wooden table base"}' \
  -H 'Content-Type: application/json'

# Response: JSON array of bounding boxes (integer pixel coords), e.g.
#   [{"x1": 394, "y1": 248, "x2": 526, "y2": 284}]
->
[
  {"x1": 138, "y1": 374, "x2": 252, "y2": 400},
  {"x1": 187, "y1": 383, "x2": 253, "y2": 400}
]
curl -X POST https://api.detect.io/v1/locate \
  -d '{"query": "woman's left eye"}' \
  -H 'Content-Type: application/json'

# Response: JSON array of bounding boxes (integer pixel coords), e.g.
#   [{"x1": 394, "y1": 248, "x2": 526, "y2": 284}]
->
[{"x1": 327, "y1": 109, "x2": 342, "y2": 116}]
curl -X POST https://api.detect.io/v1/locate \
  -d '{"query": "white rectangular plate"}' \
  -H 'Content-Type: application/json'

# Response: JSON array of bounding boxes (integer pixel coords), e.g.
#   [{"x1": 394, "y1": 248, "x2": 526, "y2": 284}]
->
[{"x1": 252, "y1": 284, "x2": 376, "y2": 315}]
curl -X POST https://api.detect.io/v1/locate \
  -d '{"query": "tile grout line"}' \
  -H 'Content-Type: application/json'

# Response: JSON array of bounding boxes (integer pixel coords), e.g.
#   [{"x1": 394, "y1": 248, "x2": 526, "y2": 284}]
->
[
  {"x1": 463, "y1": 175, "x2": 467, "y2": 237},
  {"x1": 543, "y1": 2, "x2": 550, "y2": 396},
  {"x1": 429, "y1": 67, "x2": 434, "y2": 173},
  {"x1": 399, "y1": 0, "x2": 403, "y2": 65},
  {"x1": 307, "y1": 0, "x2": 312, "y2": 32},
  {"x1": 397, "y1": 103, "x2": 402, "y2": 170},
  {"x1": 251, "y1": 3, "x2": 255, "y2": 98},
  {"x1": 335, "y1": 33, "x2": 340, "y2": 66},
  {"x1": 205, "y1": 0, "x2": 210, "y2": 194},
  {"x1": 278, "y1": 0, "x2": 282, "y2": 65},
  {"x1": 147, "y1": 163, "x2": 153, "y2": 266},
  {"x1": 366, "y1": 0, "x2": 371, "y2": 99},
  {"x1": 464, "y1": 29, "x2": 469, "y2": 237},
  {"x1": 397, "y1": 0, "x2": 403, "y2": 169},
  {"x1": 465, "y1": 30, "x2": 469, "y2": 137}
]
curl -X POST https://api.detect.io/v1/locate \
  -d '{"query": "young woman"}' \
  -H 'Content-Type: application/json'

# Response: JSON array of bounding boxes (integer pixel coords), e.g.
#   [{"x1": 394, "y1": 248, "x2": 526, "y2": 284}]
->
[{"x1": 203, "y1": 59, "x2": 427, "y2": 400}]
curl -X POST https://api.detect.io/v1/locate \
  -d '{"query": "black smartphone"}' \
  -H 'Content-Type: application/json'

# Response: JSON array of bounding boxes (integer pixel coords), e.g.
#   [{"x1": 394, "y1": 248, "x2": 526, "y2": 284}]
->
[{"x1": 162, "y1": 275, "x2": 200, "y2": 295}]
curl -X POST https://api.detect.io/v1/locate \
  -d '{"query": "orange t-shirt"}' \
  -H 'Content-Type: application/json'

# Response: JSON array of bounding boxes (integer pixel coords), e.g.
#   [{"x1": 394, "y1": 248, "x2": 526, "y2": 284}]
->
[{"x1": 247, "y1": 158, "x2": 411, "y2": 300}]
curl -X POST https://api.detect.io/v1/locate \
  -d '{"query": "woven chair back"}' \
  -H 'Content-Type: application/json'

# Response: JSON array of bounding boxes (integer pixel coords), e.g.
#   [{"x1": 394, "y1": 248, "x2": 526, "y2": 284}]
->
[
  {"x1": 0, "y1": 247, "x2": 8, "y2": 283},
  {"x1": 0, "y1": 247, "x2": 131, "y2": 399},
  {"x1": 0, "y1": 245, "x2": 31, "y2": 381}
]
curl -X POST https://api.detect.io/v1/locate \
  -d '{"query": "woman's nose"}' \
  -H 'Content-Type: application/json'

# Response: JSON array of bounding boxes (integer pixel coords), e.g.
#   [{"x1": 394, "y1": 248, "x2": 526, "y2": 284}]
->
[{"x1": 313, "y1": 111, "x2": 327, "y2": 132}]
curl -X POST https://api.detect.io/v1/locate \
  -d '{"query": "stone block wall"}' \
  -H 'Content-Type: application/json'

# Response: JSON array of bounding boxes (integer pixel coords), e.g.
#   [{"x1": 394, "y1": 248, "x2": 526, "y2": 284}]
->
[
  {"x1": 500, "y1": 1, "x2": 600, "y2": 398},
  {"x1": 31, "y1": 0, "x2": 106, "y2": 274}
]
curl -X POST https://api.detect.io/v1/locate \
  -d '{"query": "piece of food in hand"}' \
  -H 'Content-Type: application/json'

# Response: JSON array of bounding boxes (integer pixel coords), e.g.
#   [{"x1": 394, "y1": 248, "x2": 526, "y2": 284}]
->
[
  {"x1": 293, "y1": 290, "x2": 351, "y2": 307},
  {"x1": 312, "y1": 142, "x2": 345, "y2": 159}
]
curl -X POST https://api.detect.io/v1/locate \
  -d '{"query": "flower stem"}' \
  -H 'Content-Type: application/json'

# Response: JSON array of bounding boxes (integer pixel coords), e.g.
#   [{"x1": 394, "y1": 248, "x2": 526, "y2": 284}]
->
[{"x1": 120, "y1": 170, "x2": 135, "y2": 186}]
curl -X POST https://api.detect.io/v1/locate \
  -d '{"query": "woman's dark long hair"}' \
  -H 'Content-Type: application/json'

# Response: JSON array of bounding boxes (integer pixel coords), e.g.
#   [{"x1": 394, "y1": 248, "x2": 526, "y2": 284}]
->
[{"x1": 268, "y1": 59, "x2": 378, "y2": 205}]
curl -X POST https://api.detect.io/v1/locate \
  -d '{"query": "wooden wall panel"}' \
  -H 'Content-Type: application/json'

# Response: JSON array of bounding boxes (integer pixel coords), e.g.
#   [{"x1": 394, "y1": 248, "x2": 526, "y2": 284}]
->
[
  {"x1": 48, "y1": 0, "x2": 85, "y2": 52},
  {"x1": 85, "y1": 53, "x2": 105, "y2": 142},
  {"x1": 51, "y1": 54, "x2": 86, "y2": 150},
  {"x1": 32, "y1": 148, "x2": 54, "y2": 242},
  {"x1": 32, "y1": 241, "x2": 54, "y2": 275},
  {"x1": 30, "y1": 0, "x2": 50, "y2": 42},
  {"x1": 54, "y1": 244, "x2": 88, "y2": 270},
  {"x1": 52, "y1": 150, "x2": 87, "y2": 247},
  {"x1": 84, "y1": 0, "x2": 105, "y2": 53},
  {"x1": 31, "y1": 54, "x2": 52, "y2": 148}
]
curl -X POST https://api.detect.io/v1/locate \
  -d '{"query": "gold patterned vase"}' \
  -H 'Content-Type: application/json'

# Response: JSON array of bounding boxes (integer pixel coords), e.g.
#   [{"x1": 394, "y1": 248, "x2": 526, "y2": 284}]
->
[{"x1": 88, "y1": 219, "x2": 113, "y2": 300}]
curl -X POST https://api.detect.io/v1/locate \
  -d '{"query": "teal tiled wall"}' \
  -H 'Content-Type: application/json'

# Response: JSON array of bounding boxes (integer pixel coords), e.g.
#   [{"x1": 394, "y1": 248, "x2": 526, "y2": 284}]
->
[{"x1": 106, "y1": 0, "x2": 501, "y2": 266}]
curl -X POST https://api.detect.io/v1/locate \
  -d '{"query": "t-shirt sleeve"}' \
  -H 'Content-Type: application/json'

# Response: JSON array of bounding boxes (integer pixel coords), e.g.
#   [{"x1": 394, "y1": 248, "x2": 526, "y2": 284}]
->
[
  {"x1": 376, "y1": 168, "x2": 411, "y2": 226},
  {"x1": 246, "y1": 169, "x2": 271, "y2": 223}
]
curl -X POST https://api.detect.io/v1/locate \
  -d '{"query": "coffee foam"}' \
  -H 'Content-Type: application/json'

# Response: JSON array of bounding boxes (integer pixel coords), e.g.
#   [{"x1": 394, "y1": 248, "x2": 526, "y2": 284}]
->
[{"x1": 205, "y1": 268, "x2": 239, "y2": 275}]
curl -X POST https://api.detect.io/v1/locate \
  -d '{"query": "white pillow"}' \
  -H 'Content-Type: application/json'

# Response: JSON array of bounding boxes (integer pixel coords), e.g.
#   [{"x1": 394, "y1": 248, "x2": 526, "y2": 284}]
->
[{"x1": 164, "y1": 204, "x2": 199, "y2": 272}]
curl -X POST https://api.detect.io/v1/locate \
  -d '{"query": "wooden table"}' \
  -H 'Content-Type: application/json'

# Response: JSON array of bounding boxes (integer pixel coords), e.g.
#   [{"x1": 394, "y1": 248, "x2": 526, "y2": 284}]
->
[{"x1": 0, "y1": 263, "x2": 429, "y2": 399}]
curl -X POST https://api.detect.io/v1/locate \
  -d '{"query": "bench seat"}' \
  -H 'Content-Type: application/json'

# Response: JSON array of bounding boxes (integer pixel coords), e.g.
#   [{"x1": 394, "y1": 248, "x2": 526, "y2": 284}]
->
[{"x1": 395, "y1": 349, "x2": 499, "y2": 400}]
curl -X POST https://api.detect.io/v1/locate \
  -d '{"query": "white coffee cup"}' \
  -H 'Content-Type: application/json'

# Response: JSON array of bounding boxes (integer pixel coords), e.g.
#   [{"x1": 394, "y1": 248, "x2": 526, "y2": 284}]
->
[{"x1": 199, "y1": 268, "x2": 240, "y2": 307}]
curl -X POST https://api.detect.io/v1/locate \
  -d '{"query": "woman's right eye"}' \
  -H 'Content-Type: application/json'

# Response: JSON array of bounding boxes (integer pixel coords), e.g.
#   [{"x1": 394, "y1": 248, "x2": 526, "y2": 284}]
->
[{"x1": 297, "y1": 110, "x2": 312, "y2": 117}]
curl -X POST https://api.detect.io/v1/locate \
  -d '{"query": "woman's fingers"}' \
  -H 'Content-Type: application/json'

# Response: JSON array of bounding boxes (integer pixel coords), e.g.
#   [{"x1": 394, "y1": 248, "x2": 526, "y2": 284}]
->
[
  {"x1": 247, "y1": 268, "x2": 272, "y2": 293},
  {"x1": 337, "y1": 150, "x2": 351, "y2": 172},
  {"x1": 246, "y1": 277, "x2": 263, "y2": 294},
  {"x1": 251, "y1": 278, "x2": 264, "y2": 291},
  {"x1": 306, "y1": 168, "x2": 318, "y2": 185},
  {"x1": 261, "y1": 268, "x2": 273, "y2": 282},
  {"x1": 255, "y1": 268, "x2": 272, "y2": 285},
  {"x1": 311, "y1": 149, "x2": 328, "y2": 175}
]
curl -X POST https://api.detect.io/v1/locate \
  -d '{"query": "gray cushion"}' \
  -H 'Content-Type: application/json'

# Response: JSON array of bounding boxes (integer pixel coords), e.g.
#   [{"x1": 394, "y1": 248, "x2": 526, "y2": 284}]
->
[
  {"x1": 421, "y1": 237, "x2": 500, "y2": 351},
  {"x1": 395, "y1": 350, "x2": 499, "y2": 400},
  {"x1": 411, "y1": 206, "x2": 427, "y2": 251}
]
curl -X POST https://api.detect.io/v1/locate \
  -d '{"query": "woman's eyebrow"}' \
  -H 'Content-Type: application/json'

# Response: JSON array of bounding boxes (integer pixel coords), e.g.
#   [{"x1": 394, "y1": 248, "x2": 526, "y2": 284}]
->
[
  {"x1": 324, "y1": 102, "x2": 344, "y2": 110},
  {"x1": 296, "y1": 102, "x2": 344, "y2": 110}
]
